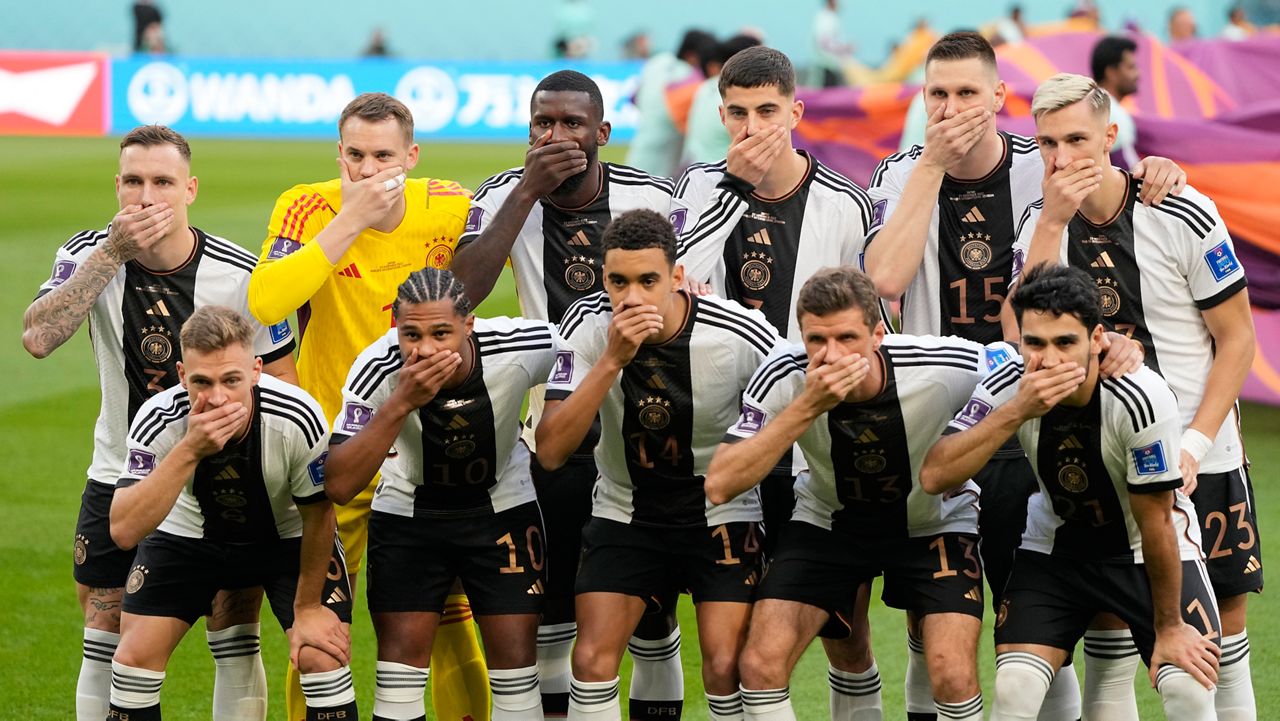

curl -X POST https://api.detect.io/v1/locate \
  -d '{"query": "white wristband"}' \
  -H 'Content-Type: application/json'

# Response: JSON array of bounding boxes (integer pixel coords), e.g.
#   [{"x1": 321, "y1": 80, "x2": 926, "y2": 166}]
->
[{"x1": 1181, "y1": 428, "x2": 1214, "y2": 463}]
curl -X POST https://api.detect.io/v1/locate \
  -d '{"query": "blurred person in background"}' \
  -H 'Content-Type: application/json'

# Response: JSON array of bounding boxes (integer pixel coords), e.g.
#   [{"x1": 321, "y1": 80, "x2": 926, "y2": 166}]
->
[
  {"x1": 1221, "y1": 5, "x2": 1256, "y2": 40},
  {"x1": 554, "y1": 0, "x2": 595, "y2": 58},
  {"x1": 1169, "y1": 7, "x2": 1198, "y2": 42},
  {"x1": 623, "y1": 31, "x2": 651, "y2": 60},
  {"x1": 1091, "y1": 35, "x2": 1140, "y2": 168},
  {"x1": 990, "y1": 5, "x2": 1027, "y2": 45},
  {"x1": 131, "y1": 0, "x2": 162, "y2": 53},
  {"x1": 811, "y1": 0, "x2": 854, "y2": 88},
  {"x1": 626, "y1": 29, "x2": 717, "y2": 178},
  {"x1": 682, "y1": 34, "x2": 763, "y2": 166},
  {"x1": 362, "y1": 28, "x2": 391, "y2": 57}
]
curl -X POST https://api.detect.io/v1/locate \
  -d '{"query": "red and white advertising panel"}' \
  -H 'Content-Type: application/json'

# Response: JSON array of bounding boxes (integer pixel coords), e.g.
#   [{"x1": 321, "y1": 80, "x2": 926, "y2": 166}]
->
[{"x1": 0, "y1": 51, "x2": 108, "y2": 135}]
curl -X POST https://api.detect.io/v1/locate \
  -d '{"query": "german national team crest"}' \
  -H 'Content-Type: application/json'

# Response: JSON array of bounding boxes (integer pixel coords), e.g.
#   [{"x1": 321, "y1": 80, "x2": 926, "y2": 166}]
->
[
  {"x1": 140, "y1": 326, "x2": 174, "y2": 363},
  {"x1": 741, "y1": 252, "x2": 772, "y2": 291},
  {"x1": 1057, "y1": 461, "x2": 1088, "y2": 493},
  {"x1": 444, "y1": 434, "x2": 477, "y2": 459},
  {"x1": 427, "y1": 243, "x2": 454, "y2": 269},
  {"x1": 996, "y1": 599, "x2": 1009, "y2": 628},
  {"x1": 74, "y1": 534, "x2": 88, "y2": 565},
  {"x1": 637, "y1": 396, "x2": 672, "y2": 430},
  {"x1": 854, "y1": 452, "x2": 887, "y2": 475},
  {"x1": 1096, "y1": 277, "x2": 1121, "y2": 317},
  {"x1": 214, "y1": 487, "x2": 248, "y2": 507},
  {"x1": 960, "y1": 233, "x2": 993, "y2": 270},
  {"x1": 126, "y1": 565, "x2": 148, "y2": 594},
  {"x1": 564, "y1": 256, "x2": 597, "y2": 292}
]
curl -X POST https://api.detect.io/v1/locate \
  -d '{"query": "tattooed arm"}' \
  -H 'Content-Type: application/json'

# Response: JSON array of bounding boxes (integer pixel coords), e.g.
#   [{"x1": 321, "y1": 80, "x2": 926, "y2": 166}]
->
[{"x1": 22, "y1": 203, "x2": 174, "y2": 358}]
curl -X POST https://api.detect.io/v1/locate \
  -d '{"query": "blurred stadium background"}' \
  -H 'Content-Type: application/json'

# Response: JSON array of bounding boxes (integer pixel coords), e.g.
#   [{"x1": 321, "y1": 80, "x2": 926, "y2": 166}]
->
[{"x1": 4, "y1": 0, "x2": 1280, "y2": 718}]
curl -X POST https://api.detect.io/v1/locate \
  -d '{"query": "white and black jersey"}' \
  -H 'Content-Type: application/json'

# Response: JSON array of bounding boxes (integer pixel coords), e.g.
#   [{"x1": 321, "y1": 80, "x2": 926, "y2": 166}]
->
[
  {"x1": 333, "y1": 318, "x2": 560, "y2": 518},
  {"x1": 1012, "y1": 176, "x2": 1248, "y2": 474},
  {"x1": 867, "y1": 132, "x2": 1042, "y2": 343},
  {"x1": 35, "y1": 226, "x2": 296, "y2": 487},
  {"x1": 726, "y1": 335, "x2": 1013, "y2": 538},
  {"x1": 118, "y1": 374, "x2": 328, "y2": 542},
  {"x1": 458, "y1": 162, "x2": 675, "y2": 325},
  {"x1": 947, "y1": 362, "x2": 1202, "y2": 563},
  {"x1": 546, "y1": 292, "x2": 783, "y2": 528},
  {"x1": 671, "y1": 152, "x2": 873, "y2": 340}
]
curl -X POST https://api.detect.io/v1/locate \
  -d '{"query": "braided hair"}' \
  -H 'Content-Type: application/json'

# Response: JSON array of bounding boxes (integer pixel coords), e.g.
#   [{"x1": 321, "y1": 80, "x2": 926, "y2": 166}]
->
[{"x1": 392, "y1": 267, "x2": 472, "y2": 319}]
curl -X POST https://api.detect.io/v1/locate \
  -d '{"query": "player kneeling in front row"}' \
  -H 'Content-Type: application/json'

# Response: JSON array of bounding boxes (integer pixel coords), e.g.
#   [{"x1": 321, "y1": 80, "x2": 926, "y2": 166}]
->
[
  {"x1": 108, "y1": 306, "x2": 355, "y2": 721},
  {"x1": 921, "y1": 264, "x2": 1221, "y2": 720},
  {"x1": 326, "y1": 268, "x2": 558, "y2": 721},
  {"x1": 707, "y1": 266, "x2": 999, "y2": 721}
]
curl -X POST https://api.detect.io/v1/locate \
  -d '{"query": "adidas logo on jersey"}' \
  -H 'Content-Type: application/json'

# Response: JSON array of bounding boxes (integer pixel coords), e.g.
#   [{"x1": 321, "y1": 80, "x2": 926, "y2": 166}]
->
[
  {"x1": 1059, "y1": 435, "x2": 1083, "y2": 451},
  {"x1": 447, "y1": 415, "x2": 469, "y2": 430},
  {"x1": 338, "y1": 263, "x2": 363, "y2": 278},
  {"x1": 326, "y1": 586, "x2": 349, "y2": 605},
  {"x1": 527, "y1": 580, "x2": 545, "y2": 595},
  {"x1": 747, "y1": 229, "x2": 772, "y2": 246},
  {"x1": 964, "y1": 586, "x2": 982, "y2": 603},
  {"x1": 567, "y1": 230, "x2": 591, "y2": 246},
  {"x1": 1245, "y1": 555, "x2": 1262, "y2": 574},
  {"x1": 646, "y1": 374, "x2": 667, "y2": 390},
  {"x1": 214, "y1": 466, "x2": 240, "y2": 481},
  {"x1": 962, "y1": 206, "x2": 986, "y2": 223},
  {"x1": 854, "y1": 428, "x2": 879, "y2": 444},
  {"x1": 145, "y1": 299, "x2": 171, "y2": 317},
  {"x1": 1091, "y1": 252, "x2": 1116, "y2": 268}
]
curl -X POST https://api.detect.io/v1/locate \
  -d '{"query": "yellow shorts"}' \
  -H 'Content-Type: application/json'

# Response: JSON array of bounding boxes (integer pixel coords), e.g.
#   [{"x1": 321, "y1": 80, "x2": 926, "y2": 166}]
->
[{"x1": 335, "y1": 477, "x2": 377, "y2": 575}]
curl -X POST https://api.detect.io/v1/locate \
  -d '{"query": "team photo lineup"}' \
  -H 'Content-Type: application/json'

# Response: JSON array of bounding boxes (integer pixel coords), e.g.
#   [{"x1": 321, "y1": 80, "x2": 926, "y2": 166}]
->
[{"x1": 22, "y1": 28, "x2": 1268, "y2": 721}]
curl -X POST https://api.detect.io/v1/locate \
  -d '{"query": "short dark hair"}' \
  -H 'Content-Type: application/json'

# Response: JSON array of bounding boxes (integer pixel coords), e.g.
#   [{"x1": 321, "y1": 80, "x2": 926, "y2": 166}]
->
[
  {"x1": 676, "y1": 29, "x2": 717, "y2": 71},
  {"x1": 718, "y1": 46, "x2": 796, "y2": 98},
  {"x1": 715, "y1": 34, "x2": 763, "y2": 68},
  {"x1": 121, "y1": 125, "x2": 191, "y2": 162},
  {"x1": 1090, "y1": 36, "x2": 1138, "y2": 83},
  {"x1": 926, "y1": 31, "x2": 998, "y2": 74},
  {"x1": 532, "y1": 70, "x2": 605, "y2": 121},
  {"x1": 339, "y1": 92, "x2": 414, "y2": 144},
  {"x1": 796, "y1": 266, "x2": 883, "y2": 328},
  {"x1": 1011, "y1": 263, "x2": 1101, "y2": 332},
  {"x1": 602, "y1": 209, "x2": 677, "y2": 266}
]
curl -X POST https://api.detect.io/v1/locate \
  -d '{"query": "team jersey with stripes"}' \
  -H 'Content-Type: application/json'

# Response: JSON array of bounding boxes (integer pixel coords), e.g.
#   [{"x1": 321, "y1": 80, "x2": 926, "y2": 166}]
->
[
  {"x1": 866, "y1": 132, "x2": 1042, "y2": 343},
  {"x1": 671, "y1": 151, "x2": 873, "y2": 341},
  {"x1": 458, "y1": 162, "x2": 675, "y2": 325},
  {"x1": 546, "y1": 292, "x2": 783, "y2": 528},
  {"x1": 249, "y1": 177, "x2": 471, "y2": 427},
  {"x1": 35, "y1": 226, "x2": 295, "y2": 487},
  {"x1": 332, "y1": 318, "x2": 560, "y2": 517},
  {"x1": 726, "y1": 335, "x2": 1010, "y2": 537},
  {"x1": 947, "y1": 361, "x2": 1202, "y2": 563},
  {"x1": 117, "y1": 374, "x2": 329, "y2": 541},
  {"x1": 1012, "y1": 176, "x2": 1249, "y2": 474}
]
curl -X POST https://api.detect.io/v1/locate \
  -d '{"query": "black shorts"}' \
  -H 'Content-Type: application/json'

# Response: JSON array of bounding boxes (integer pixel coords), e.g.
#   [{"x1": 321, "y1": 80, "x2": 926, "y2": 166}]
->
[
  {"x1": 366, "y1": 501, "x2": 545, "y2": 616},
  {"x1": 122, "y1": 531, "x2": 353, "y2": 629},
  {"x1": 73, "y1": 480, "x2": 138, "y2": 588},
  {"x1": 575, "y1": 517, "x2": 761, "y2": 604},
  {"x1": 972, "y1": 455, "x2": 1039, "y2": 608},
  {"x1": 758, "y1": 468, "x2": 798, "y2": 559},
  {"x1": 758, "y1": 521, "x2": 984, "y2": 637},
  {"x1": 995, "y1": 549, "x2": 1221, "y2": 665},
  {"x1": 1190, "y1": 466, "x2": 1263, "y2": 597},
  {"x1": 531, "y1": 454, "x2": 597, "y2": 620}
]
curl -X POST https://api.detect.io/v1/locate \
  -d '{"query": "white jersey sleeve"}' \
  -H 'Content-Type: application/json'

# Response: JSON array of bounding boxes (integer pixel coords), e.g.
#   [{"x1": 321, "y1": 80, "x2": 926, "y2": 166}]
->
[
  {"x1": 331, "y1": 329, "x2": 400, "y2": 442},
  {"x1": 671, "y1": 162, "x2": 746, "y2": 283},
  {"x1": 118, "y1": 386, "x2": 188, "y2": 487},
  {"x1": 723, "y1": 344, "x2": 807, "y2": 443},
  {"x1": 35, "y1": 227, "x2": 110, "y2": 299},
  {"x1": 544, "y1": 293, "x2": 609, "y2": 398},
  {"x1": 946, "y1": 353, "x2": 1026, "y2": 434},
  {"x1": 457, "y1": 166, "x2": 523, "y2": 249},
  {"x1": 1107, "y1": 372, "x2": 1184, "y2": 493},
  {"x1": 284, "y1": 389, "x2": 331, "y2": 504},
  {"x1": 866, "y1": 147, "x2": 921, "y2": 238},
  {"x1": 1155, "y1": 189, "x2": 1248, "y2": 308}
]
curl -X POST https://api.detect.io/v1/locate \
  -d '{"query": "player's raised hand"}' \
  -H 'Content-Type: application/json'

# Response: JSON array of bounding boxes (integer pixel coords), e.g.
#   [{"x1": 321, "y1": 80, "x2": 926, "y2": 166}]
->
[
  {"x1": 1040, "y1": 157, "x2": 1102, "y2": 226},
  {"x1": 1179, "y1": 450, "x2": 1201, "y2": 495},
  {"x1": 1011, "y1": 355, "x2": 1086, "y2": 419},
  {"x1": 800, "y1": 346, "x2": 870, "y2": 414},
  {"x1": 289, "y1": 605, "x2": 350, "y2": 668},
  {"x1": 393, "y1": 348, "x2": 462, "y2": 409},
  {"x1": 1149, "y1": 622, "x2": 1220, "y2": 691},
  {"x1": 1132, "y1": 156, "x2": 1186, "y2": 206},
  {"x1": 336, "y1": 158, "x2": 405, "y2": 230},
  {"x1": 519, "y1": 130, "x2": 589, "y2": 198},
  {"x1": 182, "y1": 392, "x2": 249, "y2": 458},
  {"x1": 104, "y1": 203, "x2": 175, "y2": 263},
  {"x1": 604, "y1": 304, "x2": 664, "y2": 367},
  {"x1": 725, "y1": 124, "x2": 787, "y2": 187},
  {"x1": 1098, "y1": 331, "x2": 1144, "y2": 379},
  {"x1": 920, "y1": 105, "x2": 990, "y2": 172}
]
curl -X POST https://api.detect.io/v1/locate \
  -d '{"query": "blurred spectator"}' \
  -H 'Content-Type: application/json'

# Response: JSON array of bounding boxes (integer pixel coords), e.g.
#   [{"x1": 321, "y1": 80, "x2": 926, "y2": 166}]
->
[
  {"x1": 623, "y1": 31, "x2": 651, "y2": 60},
  {"x1": 1221, "y1": 5, "x2": 1256, "y2": 40},
  {"x1": 1091, "y1": 35, "x2": 1140, "y2": 168},
  {"x1": 131, "y1": 0, "x2": 163, "y2": 54},
  {"x1": 363, "y1": 28, "x2": 391, "y2": 57},
  {"x1": 845, "y1": 18, "x2": 935, "y2": 86},
  {"x1": 811, "y1": 0, "x2": 853, "y2": 87},
  {"x1": 554, "y1": 0, "x2": 595, "y2": 58},
  {"x1": 682, "y1": 34, "x2": 762, "y2": 166},
  {"x1": 626, "y1": 29, "x2": 715, "y2": 176},
  {"x1": 1169, "y1": 7, "x2": 1197, "y2": 42},
  {"x1": 990, "y1": 5, "x2": 1026, "y2": 45}
]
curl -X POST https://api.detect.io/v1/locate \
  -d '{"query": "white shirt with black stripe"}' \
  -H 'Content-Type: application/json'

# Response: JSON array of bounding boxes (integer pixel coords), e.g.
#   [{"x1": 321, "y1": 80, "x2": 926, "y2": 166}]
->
[
  {"x1": 546, "y1": 292, "x2": 783, "y2": 528},
  {"x1": 1012, "y1": 177, "x2": 1249, "y2": 474},
  {"x1": 333, "y1": 318, "x2": 560, "y2": 518},
  {"x1": 725, "y1": 335, "x2": 1009, "y2": 538},
  {"x1": 118, "y1": 374, "x2": 329, "y2": 541},
  {"x1": 671, "y1": 151, "x2": 873, "y2": 341},
  {"x1": 947, "y1": 361, "x2": 1202, "y2": 563},
  {"x1": 867, "y1": 132, "x2": 1042, "y2": 343},
  {"x1": 34, "y1": 226, "x2": 296, "y2": 487}
]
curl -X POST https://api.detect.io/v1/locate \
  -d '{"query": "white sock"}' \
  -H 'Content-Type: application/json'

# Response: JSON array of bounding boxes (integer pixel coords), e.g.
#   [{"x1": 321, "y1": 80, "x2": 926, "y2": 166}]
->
[
  {"x1": 741, "y1": 686, "x2": 795, "y2": 721},
  {"x1": 539, "y1": 623, "x2": 576, "y2": 709},
  {"x1": 628, "y1": 627, "x2": 684, "y2": 718},
  {"x1": 1155, "y1": 665, "x2": 1216, "y2": 721},
  {"x1": 1082, "y1": 629, "x2": 1140, "y2": 720},
  {"x1": 936, "y1": 693, "x2": 983, "y2": 721},
  {"x1": 707, "y1": 690, "x2": 744, "y2": 721},
  {"x1": 373, "y1": 660, "x2": 428, "y2": 720},
  {"x1": 77, "y1": 628, "x2": 117, "y2": 721},
  {"x1": 1037, "y1": 665, "x2": 1080, "y2": 721},
  {"x1": 1216, "y1": 632, "x2": 1255, "y2": 721},
  {"x1": 109, "y1": 661, "x2": 165, "y2": 709},
  {"x1": 991, "y1": 652, "x2": 1054, "y2": 721},
  {"x1": 568, "y1": 676, "x2": 621, "y2": 721},
  {"x1": 904, "y1": 632, "x2": 934, "y2": 715},
  {"x1": 299, "y1": 666, "x2": 356, "y2": 710},
  {"x1": 491, "y1": 666, "x2": 543, "y2": 720},
  {"x1": 208, "y1": 623, "x2": 267, "y2": 721},
  {"x1": 829, "y1": 663, "x2": 883, "y2": 720}
]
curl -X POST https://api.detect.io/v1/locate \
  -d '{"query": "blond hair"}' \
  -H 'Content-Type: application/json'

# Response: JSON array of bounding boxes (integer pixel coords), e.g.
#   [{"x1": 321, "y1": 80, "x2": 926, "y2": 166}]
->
[
  {"x1": 339, "y1": 92, "x2": 414, "y2": 144},
  {"x1": 120, "y1": 124, "x2": 192, "y2": 162},
  {"x1": 180, "y1": 306, "x2": 255, "y2": 354},
  {"x1": 1032, "y1": 73, "x2": 1111, "y2": 121},
  {"x1": 796, "y1": 266, "x2": 882, "y2": 329}
]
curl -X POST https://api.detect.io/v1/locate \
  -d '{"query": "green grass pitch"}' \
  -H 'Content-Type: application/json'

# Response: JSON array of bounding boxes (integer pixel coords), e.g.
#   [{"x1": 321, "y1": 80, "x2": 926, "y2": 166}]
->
[{"x1": 1, "y1": 136, "x2": 1276, "y2": 719}]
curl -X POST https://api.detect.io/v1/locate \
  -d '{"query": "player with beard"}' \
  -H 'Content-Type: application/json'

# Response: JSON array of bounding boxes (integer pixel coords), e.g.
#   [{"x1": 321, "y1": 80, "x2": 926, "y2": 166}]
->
[{"x1": 451, "y1": 71, "x2": 686, "y2": 719}]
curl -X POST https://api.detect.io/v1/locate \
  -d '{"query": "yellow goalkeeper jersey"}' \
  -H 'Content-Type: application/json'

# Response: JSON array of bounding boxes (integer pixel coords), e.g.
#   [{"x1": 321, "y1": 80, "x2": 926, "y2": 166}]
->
[{"x1": 249, "y1": 176, "x2": 470, "y2": 422}]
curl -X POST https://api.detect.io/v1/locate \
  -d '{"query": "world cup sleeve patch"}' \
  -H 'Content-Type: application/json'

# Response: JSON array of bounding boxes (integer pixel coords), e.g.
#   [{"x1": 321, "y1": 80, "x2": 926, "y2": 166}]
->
[
  {"x1": 269, "y1": 321, "x2": 292, "y2": 344},
  {"x1": 50, "y1": 259, "x2": 77, "y2": 286},
  {"x1": 307, "y1": 452, "x2": 327, "y2": 487},
  {"x1": 268, "y1": 236, "x2": 301, "y2": 259},
  {"x1": 464, "y1": 206, "x2": 484, "y2": 234},
  {"x1": 734, "y1": 404, "x2": 767, "y2": 434},
  {"x1": 340, "y1": 402, "x2": 374, "y2": 435},
  {"x1": 871, "y1": 199, "x2": 888, "y2": 228},
  {"x1": 550, "y1": 351, "x2": 575, "y2": 385},
  {"x1": 1132, "y1": 440, "x2": 1168, "y2": 476},
  {"x1": 1204, "y1": 241, "x2": 1241, "y2": 282},
  {"x1": 127, "y1": 449, "x2": 157, "y2": 477},
  {"x1": 668, "y1": 208, "x2": 688, "y2": 236},
  {"x1": 954, "y1": 399, "x2": 993, "y2": 429}
]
